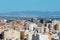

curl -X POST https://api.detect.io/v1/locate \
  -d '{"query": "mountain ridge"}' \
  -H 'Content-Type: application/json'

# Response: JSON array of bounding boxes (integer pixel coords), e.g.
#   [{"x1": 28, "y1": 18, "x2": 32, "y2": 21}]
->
[{"x1": 0, "y1": 11, "x2": 60, "y2": 16}]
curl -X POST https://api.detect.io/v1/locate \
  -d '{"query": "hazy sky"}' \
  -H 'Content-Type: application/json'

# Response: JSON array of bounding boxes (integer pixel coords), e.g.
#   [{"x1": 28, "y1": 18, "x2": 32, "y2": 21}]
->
[{"x1": 0, "y1": 0, "x2": 60, "y2": 13}]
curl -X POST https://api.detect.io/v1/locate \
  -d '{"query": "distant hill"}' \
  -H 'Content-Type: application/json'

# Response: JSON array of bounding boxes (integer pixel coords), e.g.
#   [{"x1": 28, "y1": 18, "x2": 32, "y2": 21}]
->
[{"x1": 0, "y1": 11, "x2": 60, "y2": 17}]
